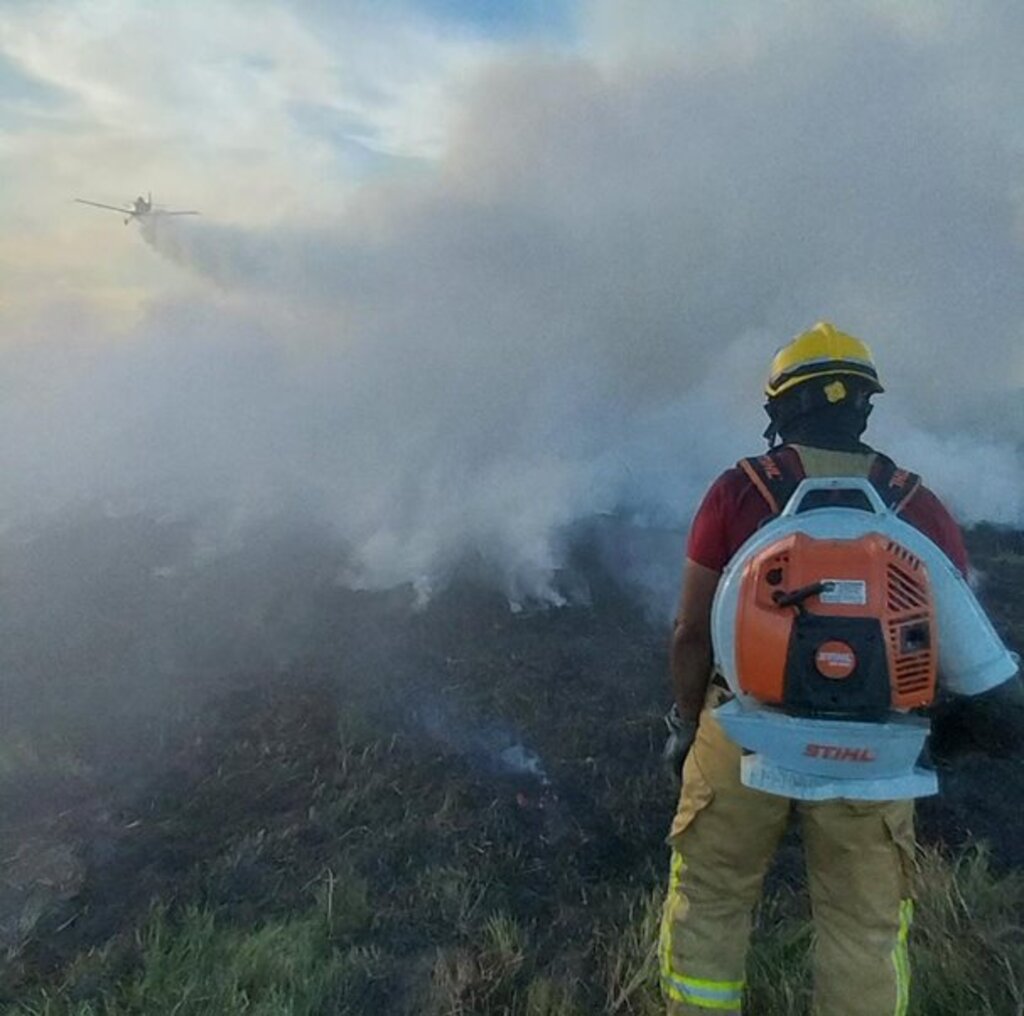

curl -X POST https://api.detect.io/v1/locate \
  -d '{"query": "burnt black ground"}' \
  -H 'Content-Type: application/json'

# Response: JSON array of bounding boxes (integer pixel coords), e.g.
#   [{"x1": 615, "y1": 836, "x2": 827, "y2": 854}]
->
[{"x1": 1, "y1": 514, "x2": 1022, "y2": 1004}]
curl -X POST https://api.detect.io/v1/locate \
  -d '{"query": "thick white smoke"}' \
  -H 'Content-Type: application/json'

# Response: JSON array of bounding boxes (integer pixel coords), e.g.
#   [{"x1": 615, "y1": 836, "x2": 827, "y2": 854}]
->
[{"x1": 3, "y1": 2, "x2": 1023, "y2": 604}]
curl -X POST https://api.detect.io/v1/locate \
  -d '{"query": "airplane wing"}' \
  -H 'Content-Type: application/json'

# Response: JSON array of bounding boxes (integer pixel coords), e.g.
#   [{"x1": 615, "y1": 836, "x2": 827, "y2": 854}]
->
[
  {"x1": 75, "y1": 198, "x2": 133, "y2": 214},
  {"x1": 161, "y1": 210, "x2": 200, "y2": 216}
]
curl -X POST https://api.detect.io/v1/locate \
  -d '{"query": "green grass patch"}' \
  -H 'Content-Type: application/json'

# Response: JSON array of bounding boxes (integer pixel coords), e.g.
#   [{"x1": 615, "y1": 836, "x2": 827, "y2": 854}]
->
[
  {"x1": 7, "y1": 900, "x2": 383, "y2": 1016},
  {"x1": 9, "y1": 844, "x2": 1023, "y2": 1015}
]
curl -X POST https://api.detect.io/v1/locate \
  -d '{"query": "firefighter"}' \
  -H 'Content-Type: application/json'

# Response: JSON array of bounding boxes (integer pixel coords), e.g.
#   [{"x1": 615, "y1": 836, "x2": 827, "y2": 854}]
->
[{"x1": 659, "y1": 322, "x2": 970, "y2": 1015}]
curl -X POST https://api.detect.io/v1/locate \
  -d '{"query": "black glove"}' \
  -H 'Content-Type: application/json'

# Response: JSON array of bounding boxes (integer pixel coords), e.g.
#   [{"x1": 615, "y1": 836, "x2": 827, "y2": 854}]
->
[
  {"x1": 663, "y1": 704, "x2": 697, "y2": 785},
  {"x1": 930, "y1": 674, "x2": 1024, "y2": 764}
]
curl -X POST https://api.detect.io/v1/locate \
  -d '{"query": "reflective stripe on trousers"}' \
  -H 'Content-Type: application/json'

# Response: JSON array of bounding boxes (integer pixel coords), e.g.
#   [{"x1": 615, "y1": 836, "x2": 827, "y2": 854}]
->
[
  {"x1": 660, "y1": 850, "x2": 744, "y2": 1011},
  {"x1": 891, "y1": 899, "x2": 913, "y2": 1016}
]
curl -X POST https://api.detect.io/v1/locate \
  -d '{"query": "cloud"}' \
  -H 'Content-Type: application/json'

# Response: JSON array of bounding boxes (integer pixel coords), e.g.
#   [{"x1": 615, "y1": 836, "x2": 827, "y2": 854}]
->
[
  {"x1": 2, "y1": 1, "x2": 1023, "y2": 604},
  {"x1": 0, "y1": 0, "x2": 517, "y2": 326},
  {"x1": 0, "y1": 1, "x2": 505, "y2": 180}
]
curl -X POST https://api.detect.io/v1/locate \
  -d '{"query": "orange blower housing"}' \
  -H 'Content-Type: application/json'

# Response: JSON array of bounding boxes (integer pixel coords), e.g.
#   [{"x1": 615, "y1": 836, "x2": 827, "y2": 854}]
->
[{"x1": 735, "y1": 532, "x2": 937, "y2": 718}]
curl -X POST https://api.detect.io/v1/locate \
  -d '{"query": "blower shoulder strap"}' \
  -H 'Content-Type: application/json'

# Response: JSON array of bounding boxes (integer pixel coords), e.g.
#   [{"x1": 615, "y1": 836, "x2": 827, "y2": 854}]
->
[
  {"x1": 736, "y1": 450, "x2": 800, "y2": 515},
  {"x1": 868, "y1": 453, "x2": 922, "y2": 513},
  {"x1": 737, "y1": 449, "x2": 922, "y2": 516}
]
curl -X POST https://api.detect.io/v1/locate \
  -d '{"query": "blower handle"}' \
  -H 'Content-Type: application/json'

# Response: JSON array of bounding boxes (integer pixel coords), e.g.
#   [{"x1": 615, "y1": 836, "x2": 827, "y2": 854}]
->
[
  {"x1": 772, "y1": 580, "x2": 835, "y2": 609},
  {"x1": 778, "y1": 477, "x2": 892, "y2": 518}
]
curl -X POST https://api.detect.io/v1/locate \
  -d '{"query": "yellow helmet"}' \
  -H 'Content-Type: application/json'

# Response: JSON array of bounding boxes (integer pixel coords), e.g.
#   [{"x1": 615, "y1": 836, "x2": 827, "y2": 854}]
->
[{"x1": 765, "y1": 321, "x2": 883, "y2": 400}]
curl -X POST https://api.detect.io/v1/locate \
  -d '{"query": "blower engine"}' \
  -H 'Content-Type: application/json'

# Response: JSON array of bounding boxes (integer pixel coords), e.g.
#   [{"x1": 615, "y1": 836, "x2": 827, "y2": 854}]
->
[{"x1": 711, "y1": 477, "x2": 1019, "y2": 800}]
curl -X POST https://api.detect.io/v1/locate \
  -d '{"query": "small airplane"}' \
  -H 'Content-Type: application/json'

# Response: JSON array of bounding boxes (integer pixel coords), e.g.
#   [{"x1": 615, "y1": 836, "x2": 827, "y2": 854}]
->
[{"x1": 74, "y1": 192, "x2": 200, "y2": 225}]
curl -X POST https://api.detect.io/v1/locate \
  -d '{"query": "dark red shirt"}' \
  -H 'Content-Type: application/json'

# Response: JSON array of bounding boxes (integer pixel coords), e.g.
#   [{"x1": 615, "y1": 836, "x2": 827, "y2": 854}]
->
[{"x1": 687, "y1": 446, "x2": 969, "y2": 577}]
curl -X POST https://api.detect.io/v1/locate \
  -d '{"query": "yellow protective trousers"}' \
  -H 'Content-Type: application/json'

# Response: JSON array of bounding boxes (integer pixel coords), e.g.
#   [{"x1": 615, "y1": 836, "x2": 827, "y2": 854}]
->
[{"x1": 660, "y1": 698, "x2": 915, "y2": 1016}]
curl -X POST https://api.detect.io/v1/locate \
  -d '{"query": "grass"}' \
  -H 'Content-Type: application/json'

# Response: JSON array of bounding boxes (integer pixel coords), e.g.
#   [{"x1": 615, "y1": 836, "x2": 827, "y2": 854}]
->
[
  {"x1": 7, "y1": 844, "x2": 1024, "y2": 1015},
  {"x1": 7, "y1": 903, "x2": 384, "y2": 1016},
  {"x1": 906, "y1": 846, "x2": 1024, "y2": 1015}
]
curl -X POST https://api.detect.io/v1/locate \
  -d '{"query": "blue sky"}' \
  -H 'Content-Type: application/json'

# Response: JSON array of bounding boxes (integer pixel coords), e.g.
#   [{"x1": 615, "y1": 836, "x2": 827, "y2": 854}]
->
[{"x1": 393, "y1": 0, "x2": 576, "y2": 37}]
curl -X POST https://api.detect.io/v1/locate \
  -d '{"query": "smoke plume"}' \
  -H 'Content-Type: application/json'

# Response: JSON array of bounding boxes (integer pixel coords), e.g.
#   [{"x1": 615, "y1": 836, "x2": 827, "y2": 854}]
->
[{"x1": 3, "y1": 2, "x2": 1023, "y2": 608}]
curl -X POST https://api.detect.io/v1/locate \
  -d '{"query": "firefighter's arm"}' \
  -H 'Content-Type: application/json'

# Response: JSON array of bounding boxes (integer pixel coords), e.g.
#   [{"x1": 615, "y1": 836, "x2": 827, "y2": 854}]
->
[
  {"x1": 663, "y1": 559, "x2": 720, "y2": 782},
  {"x1": 670, "y1": 559, "x2": 721, "y2": 723}
]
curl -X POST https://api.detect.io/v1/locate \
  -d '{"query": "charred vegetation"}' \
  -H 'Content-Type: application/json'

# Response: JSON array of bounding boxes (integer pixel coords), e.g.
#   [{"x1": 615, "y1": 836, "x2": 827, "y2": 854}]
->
[{"x1": 1, "y1": 515, "x2": 1022, "y2": 1013}]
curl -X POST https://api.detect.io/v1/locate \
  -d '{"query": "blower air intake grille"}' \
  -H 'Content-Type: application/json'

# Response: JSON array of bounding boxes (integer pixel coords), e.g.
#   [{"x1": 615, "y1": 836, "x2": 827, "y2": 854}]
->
[
  {"x1": 884, "y1": 545, "x2": 935, "y2": 704},
  {"x1": 891, "y1": 644, "x2": 933, "y2": 696},
  {"x1": 887, "y1": 567, "x2": 928, "y2": 611},
  {"x1": 886, "y1": 541, "x2": 921, "y2": 567}
]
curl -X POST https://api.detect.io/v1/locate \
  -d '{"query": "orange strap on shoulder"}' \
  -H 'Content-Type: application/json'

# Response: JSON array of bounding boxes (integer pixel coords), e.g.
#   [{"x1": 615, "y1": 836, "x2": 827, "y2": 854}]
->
[
  {"x1": 870, "y1": 455, "x2": 922, "y2": 514},
  {"x1": 737, "y1": 453, "x2": 800, "y2": 515},
  {"x1": 740, "y1": 449, "x2": 922, "y2": 516}
]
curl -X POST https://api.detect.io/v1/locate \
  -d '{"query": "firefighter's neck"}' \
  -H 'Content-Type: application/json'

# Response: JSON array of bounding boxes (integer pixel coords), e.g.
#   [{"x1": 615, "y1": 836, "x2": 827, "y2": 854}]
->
[
  {"x1": 785, "y1": 434, "x2": 873, "y2": 453},
  {"x1": 790, "y1": 444, "x2": 875, "y2": 480},
  {"x1": 778, "y1": 419, "x2": 871, "y2": 453}
]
